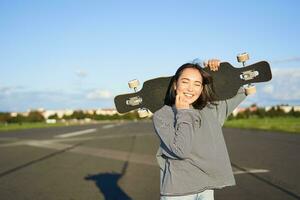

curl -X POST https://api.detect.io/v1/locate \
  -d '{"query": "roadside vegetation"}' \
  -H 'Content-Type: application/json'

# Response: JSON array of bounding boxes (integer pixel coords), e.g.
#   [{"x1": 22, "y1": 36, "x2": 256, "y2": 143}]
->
[
  {"x1": 0, "y1": 105, "x2": 299, "y2": 133},
  {"x1": 0, "y1": 111, "x2": 139, "y2": 132},
  {"x1": 224, "y1": 105, "x2": 300, "y2": 133},
  {"x1": 224, "y1": 117, "x2": 299, "y2": 133}
]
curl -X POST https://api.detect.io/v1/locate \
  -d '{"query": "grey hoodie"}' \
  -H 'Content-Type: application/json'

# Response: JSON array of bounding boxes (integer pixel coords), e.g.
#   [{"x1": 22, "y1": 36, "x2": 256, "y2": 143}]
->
[{"x1": 152, "y1": 88, "x2": 246, "y2": 196}]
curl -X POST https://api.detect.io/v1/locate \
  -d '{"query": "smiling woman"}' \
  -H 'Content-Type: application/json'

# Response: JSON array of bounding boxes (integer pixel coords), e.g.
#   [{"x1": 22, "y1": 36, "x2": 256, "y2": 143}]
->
[
  {"x1": 174, "y1": 68, "x2": 204, "y2": 107},
  {"x1": 165, "y1": 63, "x2": 216, "y2": 110},
  {"x1": 152, "y1": 59, "x2": 248, "y2": 200}
]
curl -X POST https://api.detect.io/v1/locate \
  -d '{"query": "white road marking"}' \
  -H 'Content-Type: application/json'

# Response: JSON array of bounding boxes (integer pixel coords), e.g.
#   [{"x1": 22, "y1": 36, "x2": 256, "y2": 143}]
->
[
  {"x1": 24, "y1": 140, "x2": 157, "y2": 166},
  {"x1": 55, "y1": 128, "x2": 97, "y2": 138},
  {"x1": 0, "y1": 127, "x2": 271, "y2": 172},
  {"x1": 234, "y1": 168, "x2": 269, "y2": 175},
  {"x1": 0, "y1": 141, "x2": 28, "y2": 147},
  {"x1": 0, "y1": 138, "x2": 272, "y2": 173},
  {"x1": 102, "y1": 123, "x2": 122, "y2": 129},
  {"x1": 102, "y1": 124, "x2": 116, "y2": 129},
  {"x1": 0, "y1": 133, "x2": 153, "y2": 148}
]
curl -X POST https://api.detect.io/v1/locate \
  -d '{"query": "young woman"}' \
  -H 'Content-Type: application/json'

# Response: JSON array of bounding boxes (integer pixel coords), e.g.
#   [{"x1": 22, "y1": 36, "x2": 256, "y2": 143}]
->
[{"x1": 152, "y1": 59, "x2": 248, "y2": 200}]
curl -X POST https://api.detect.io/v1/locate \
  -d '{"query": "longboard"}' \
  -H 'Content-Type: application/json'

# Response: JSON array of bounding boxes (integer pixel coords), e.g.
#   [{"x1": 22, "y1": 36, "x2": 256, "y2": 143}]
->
[{"x1": 114, "y1": 60, "x2": 272, "y2": 115}]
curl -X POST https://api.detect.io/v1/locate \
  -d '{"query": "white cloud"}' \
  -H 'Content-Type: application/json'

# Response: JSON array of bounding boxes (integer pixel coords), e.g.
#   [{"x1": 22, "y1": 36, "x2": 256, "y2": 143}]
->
[
  {"x1": 0, "y1": 87, "x2": 114, "y2": 112},
  {"x1": 272, "y1": 68, "x2": 300, "y2": 78},
  {"x1": 269, "y1": 68, "x2": 300, "y2": 100},
  {"x1": 0, "y1": 86, "x2": 12, "y2": 94},
  {"x1": 262, "y1": 84, "x2": 274, "y2": 94},
  {"x1": 271, "y1": 57, "x2": 300, "y2": 64},
  {"x1": 240, "y1": 67, "x2": 300, "y2": 106},
  {"x1": 1, "y1": 65, "x2": 299, "y2": 112},
  {"x1": 86, "y1": 89, "x2": 112, "y2": 100},
  {"x1": 0, "y1": 86, "x2": 25, "y2": 95},
  {"x1": 76, "y1": 70, "x2": 88, "y2": 78}
]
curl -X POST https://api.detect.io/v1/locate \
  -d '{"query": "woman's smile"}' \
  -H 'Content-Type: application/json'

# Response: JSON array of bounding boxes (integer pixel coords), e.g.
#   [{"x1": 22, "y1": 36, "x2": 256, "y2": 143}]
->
[{"x1": 175, "y1": 68, "x2": 203, "y2": 105}]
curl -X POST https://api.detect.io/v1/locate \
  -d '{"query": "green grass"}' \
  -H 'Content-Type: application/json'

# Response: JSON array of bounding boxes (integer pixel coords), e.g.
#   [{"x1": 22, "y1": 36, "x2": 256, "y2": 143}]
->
[
  {"x1": 0, "y1": 120, "x2": 122, "y2": 132},
  {"x1": 1, "y1": 117, "x2": 299, "y2": 134},
  {"x1": 224, "y1": 117, "x2": 300, "y2": 134},
  {"x1": 0, "y1": 122, "x2": 68, "y2": 132}
]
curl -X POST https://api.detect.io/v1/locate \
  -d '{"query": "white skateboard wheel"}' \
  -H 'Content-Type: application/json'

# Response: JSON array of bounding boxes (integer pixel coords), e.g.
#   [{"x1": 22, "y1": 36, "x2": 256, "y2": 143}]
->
[
  {"x1": 237, "y1": 53, "x2": 249, "y2": 63},
  {"x1": 245, "y1": 85, "x2": 256, "y2": 95},
  {"x1": 138, "y1": 108, "x2": 149, "y2": 118},
  {"x1": 128, "y1": 79, "x2": 140, "y2": 89}
]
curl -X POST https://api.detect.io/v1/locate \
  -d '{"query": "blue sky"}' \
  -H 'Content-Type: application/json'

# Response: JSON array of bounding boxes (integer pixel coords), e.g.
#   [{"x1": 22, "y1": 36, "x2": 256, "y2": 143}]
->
[{"x1": 0, "y1": 0, "x2": 300, "y2": 112}]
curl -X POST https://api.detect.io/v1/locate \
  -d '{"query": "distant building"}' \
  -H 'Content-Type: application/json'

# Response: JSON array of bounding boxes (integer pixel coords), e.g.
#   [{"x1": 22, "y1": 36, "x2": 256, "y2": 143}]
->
[
  {"x1": 84, "y1": 109, "x2": 95, "y2": 115},
  {"x1": 233, "y1": 105, "x2": 300, "y2": 116},
  {"x1": 9, "y1": 105, "x2": 298, "y2": 120},
  {"x1": 232, "y1": 104, "x2": 258, "y2": 116},
  {"x1": 10, "y1": 112, "x2": 18, "y2": 117},
  {"x1": 265, "y1": 105, "x2": 300, "y2": 113},
  {"x1": 41, "y1": 108, "x2": 119, "y2": 119},
  {"x1": 42, "y1": 109, "x2": 74, "y2": 119},
  {"x1": 95, "y1": 108, "x2": 118, "y2": 116}
]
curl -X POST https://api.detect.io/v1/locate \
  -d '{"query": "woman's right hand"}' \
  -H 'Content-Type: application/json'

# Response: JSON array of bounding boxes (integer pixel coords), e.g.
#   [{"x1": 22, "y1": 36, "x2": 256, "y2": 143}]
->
[
  {"x1": 204, "y1": 59, "x2": 221, "y2": 71},
  {"x1": 175, "y1": 94, "x2": 190, "y2": 109}
]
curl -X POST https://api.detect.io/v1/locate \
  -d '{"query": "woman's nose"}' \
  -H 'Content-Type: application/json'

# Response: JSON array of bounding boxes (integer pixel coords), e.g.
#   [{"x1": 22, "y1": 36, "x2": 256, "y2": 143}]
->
[{"x1": 187, "y1": 83, "x2": 193, "y2": 91}]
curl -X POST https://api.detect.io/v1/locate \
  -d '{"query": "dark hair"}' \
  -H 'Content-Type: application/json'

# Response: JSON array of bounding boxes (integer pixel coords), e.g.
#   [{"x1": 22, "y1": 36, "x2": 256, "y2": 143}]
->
[{"x1": 165, "y1": 63, "x2": 216, "y2": 109}]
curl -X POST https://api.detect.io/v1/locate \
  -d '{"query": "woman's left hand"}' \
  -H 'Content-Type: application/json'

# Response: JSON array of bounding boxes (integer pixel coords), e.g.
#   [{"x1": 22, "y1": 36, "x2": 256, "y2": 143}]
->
[{"x1": 204, "y1": 59, "x2": 221, "y2": 71}]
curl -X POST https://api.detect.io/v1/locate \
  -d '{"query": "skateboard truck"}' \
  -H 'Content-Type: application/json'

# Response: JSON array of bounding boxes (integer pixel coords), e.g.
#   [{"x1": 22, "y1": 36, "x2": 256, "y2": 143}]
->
[
  {"x1": 127, "y1": 79, "x2": 150, "y2": 118},
  {"x1": 240, "y1": 70, "x2": 259, "y2": 81},
  {"x1": 127, "y1": 79, "x2": 142, "y2": 106},
  {"x1": 237, "y1": 53, "x2": 256, "y2": 95},
  {"x1": 126, "y1": 96, "x2": 142, "y2": 106}
]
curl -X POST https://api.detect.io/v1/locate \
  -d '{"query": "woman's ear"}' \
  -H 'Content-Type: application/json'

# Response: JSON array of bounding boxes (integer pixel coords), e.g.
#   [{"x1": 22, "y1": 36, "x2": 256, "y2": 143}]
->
[{"x1": 173, "y1": 82, "x2": 177, "y2": 90}]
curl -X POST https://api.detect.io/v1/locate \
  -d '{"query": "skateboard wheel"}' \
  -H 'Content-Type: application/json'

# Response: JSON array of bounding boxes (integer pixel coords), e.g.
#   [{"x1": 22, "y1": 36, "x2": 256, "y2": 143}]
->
[
  {"x1": 128, "y1": 79, "x2": 140, "y2": 89},
  {"x1": 237, "y1": 53, "x2": 249, "y2": 63},
  {"x1": 138, "y1": 108, "x2": 149, "y2": 118},
  {"x1": 245, "y1": 85, "x2": 256, "y2": 95}
]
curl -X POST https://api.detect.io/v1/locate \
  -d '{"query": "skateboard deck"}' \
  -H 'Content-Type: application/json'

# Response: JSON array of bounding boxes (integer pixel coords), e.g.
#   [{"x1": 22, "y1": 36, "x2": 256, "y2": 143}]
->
[{"x1": 114, "y1": 61, "x2": 272, "y2": 114}]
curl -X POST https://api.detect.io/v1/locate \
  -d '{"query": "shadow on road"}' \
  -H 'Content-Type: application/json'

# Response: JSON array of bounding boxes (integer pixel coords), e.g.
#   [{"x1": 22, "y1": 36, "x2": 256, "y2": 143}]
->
[
  {"x1": 85, "y1": 171, "x2": 132, "y2": 200},
  {"x1": 85, "y1": 136, "x2": 137, "y2": 200}
]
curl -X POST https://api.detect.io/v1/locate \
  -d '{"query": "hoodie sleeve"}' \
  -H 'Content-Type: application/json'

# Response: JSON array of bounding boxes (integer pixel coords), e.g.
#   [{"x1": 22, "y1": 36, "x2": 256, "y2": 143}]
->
[
  {"x1": 153, "y1": 108, "x2": 198, "y2": 159},
  {"x1": 213, "y1": 87, "x2": 247, "y2": 125}
]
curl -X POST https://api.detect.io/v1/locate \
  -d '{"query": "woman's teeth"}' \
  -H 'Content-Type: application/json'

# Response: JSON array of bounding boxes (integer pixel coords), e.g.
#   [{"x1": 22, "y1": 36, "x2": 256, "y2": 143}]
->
[{"x1": 184, "y1": 93, "x2": 193, "y2": 97}]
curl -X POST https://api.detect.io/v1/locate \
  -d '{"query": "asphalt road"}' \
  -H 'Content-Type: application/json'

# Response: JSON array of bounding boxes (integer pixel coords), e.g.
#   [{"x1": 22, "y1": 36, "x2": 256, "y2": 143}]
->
[{"x1": 0, "y1": 121, "x2": 299, "y2": 200}]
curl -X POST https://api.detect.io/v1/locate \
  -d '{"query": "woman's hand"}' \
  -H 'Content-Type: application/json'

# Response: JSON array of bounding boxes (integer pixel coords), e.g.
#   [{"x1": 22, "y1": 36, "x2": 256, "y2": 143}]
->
[
  {"x1": 204, "y1": 59, "x2": 221, "y2": 71},
  {"x1": 175, "y1": 94, "x2": 190, "y2": 109}
]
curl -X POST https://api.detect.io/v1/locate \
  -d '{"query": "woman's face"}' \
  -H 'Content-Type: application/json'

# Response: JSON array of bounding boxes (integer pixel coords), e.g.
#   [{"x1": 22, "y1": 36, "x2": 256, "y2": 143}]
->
[{"x1": 174, "y1": 68, "x2": 203, "y2": 105}]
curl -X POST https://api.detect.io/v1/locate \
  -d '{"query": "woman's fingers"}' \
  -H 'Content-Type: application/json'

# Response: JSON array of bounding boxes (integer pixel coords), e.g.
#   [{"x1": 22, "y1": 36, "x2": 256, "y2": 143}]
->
[
  {"x1": 175, "y1": 94, "x2": 189, "y2": 109},
  {"x1": 207, "y1": 59, "x2": 220, "y2": 71}
]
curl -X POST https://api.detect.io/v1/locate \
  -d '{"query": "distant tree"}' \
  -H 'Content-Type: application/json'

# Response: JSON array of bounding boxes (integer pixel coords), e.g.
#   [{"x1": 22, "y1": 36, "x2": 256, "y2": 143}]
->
[
  {"x1": 250, "y1": 103, "x2": 257, "y2": 108},
  {"x1": 288, "y1": 107, "x2": 300, "y2": 117},
  {"x1": 0, "y1": 112, "x2": 11, "y2": 123},
  {"x1": 227, "y1": 113, "x2": 234, "y2": 120},
  {"x1": 236, "y1": 108, "x2": 251, "y2": 119},
  {"x1": 253, "y1": 107, "x2": 266, "y2": 118},
  {"x1": 85, "y1": 113, "x2": 94, "y2": 120},
  {"x1": 71, "y1": 110, "x2": 85, "y2": 120},
  {"x1": 266, "y1": 106, "x2": 286, "y2": 117},
  {"x1": 93, "y1": 114, "x2": 105, "y2": 120},
  {"x1": 48, "y1": 114, "x2": 59, "y2": 120},
  {"x1": 62, "y1": 114, "x2": 72, "y2": 120},
  {"x1": 8, "y1": 114, "x2": 26, "y2": 124},
  {"x1": 26, "y1": 111, "x2": 45, "y2": 122}
]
